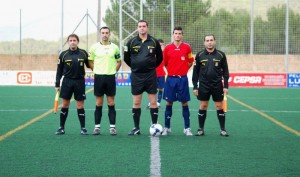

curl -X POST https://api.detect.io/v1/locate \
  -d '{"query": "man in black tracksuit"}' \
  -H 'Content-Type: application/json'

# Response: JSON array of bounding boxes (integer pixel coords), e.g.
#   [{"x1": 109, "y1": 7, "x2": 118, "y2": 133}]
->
[
  {"x1": 55, "y1": 34, "x2": 90, "y2": 135},
  {"x1": 192, "y1": 34, "x2": 229, "y2": 137},
  {"x1": 124, "y1": 19, "x2": 163, "y2": 135}
]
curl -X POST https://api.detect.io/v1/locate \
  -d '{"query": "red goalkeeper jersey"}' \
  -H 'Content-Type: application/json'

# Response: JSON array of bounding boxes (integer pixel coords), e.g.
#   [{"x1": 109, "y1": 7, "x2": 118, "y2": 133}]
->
[{"x1": 163, "y1": 42, "x2": 194, "y2": 76}]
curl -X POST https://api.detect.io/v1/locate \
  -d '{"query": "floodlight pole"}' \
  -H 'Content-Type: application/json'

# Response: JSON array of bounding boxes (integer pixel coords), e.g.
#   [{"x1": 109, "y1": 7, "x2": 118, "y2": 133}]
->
[
  {"x1": 61, "y1": 0, "x2": 64, "y2": 54},
  {"x1": 20, "y1": 9, "x2": 22, "y2": 55},
  {"x1": 97, "y1": 0, "x2": 101, "y2": 42},
  {"x1": 119, "y1": 0, "x2": 122, "y2": 59},
  {"x1": 171, "y1": 0, "x2": 174, "y2": 43},
  {"x1": 87, "y1": 9, "x2": 89, "y2": 50},
  {"x1": 250, "y1": 0, "x2": 254, "y2": 55},
  {"x1": 285, "y1": 0, "x2": 289, "y2": 73}
]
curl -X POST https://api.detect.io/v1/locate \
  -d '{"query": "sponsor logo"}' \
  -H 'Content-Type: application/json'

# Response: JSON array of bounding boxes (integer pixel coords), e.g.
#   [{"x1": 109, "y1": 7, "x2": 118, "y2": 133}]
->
[
  {"x1": 230, "y1": 76, "x2": 262, "y2": 84},
  {"x1": 289, "y1": 78, "x2": 300, "y2": 84},
  {"x1": 17, "y1": 72, "x2": 32, "y2": 84}
]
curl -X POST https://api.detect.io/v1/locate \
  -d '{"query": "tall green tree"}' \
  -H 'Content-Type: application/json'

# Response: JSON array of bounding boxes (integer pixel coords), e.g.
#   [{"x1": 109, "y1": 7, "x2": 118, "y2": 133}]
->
[{"x1": 103, "y1": 0, "x2": 212, "y2": 44}]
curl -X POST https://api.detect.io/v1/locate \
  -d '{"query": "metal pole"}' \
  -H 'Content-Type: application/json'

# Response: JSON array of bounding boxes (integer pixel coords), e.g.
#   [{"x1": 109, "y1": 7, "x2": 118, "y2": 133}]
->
[
  {"x1": 87, "y1": 9, "x2": 89, "y2": 50},
  {"x1": 250, "y1": 0, "x2": 254, "y2": 55},
  {"x1": 285, "y1": 0, "x2": 289, "y2": 73},
  {"x1": 61, "y1": 0, "x2": 64, "y2": 53},
  {"x1": 97, "y1": 0, "x2": 101, "y2": 42},
  {"x1": 20, "y1": 9, "x2": 22, "y2": 55},
  {"x1": 171, "y1": 0, "x2": 174, "y2": 42},
  {"x1": 119, "y1": 0, "x2": 122, "y2": 57},
  {"x1": 140, "y1": 0, "x2": 143, "y2": 20}
]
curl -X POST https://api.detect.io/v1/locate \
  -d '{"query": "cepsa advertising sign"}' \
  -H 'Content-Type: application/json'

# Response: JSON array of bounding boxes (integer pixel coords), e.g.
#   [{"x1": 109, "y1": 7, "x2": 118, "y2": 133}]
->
[{"x1": 228, "y1": 73, "x2": 286, "y2": 87}]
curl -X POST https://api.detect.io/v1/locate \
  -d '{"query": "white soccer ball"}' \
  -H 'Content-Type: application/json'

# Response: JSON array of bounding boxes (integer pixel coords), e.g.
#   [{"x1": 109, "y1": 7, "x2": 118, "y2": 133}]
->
[{"x1": 149, "y1": 123, "x2": 163, "y2": 136}]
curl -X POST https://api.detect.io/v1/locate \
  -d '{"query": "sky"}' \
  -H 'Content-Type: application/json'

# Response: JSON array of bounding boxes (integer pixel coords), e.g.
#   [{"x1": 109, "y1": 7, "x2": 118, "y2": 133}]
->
[{"x1": 0, "y1": 0, "x2": 111, "y2": 41}]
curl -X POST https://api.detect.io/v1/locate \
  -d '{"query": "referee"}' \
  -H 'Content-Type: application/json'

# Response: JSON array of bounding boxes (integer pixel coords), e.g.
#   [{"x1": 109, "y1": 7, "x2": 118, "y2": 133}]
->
[
  {"x1": 124, "y1": 19, "x2": 163, "y2": 135},
  {"x1": 88, "y1": 26, "x2": 121, "y2": 136},
  {"x1": 55, "y1": 34, "x2": 90, "y2": 135},
  {"x1": 192, "y1": 34, "x2": 229, "y2": 136}
]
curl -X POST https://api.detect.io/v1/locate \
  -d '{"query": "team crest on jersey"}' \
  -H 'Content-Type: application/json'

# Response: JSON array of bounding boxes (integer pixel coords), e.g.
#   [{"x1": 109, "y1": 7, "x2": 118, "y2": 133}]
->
[
  {"x1": 213, "y1": 59, "x2": 220, "y2": 66},
  {"x1": 181, "y1": 56, "x2": 185, "y2": 60},
  {"x1": 148, "y1": 46, "x2": 155, "y2": 53}
]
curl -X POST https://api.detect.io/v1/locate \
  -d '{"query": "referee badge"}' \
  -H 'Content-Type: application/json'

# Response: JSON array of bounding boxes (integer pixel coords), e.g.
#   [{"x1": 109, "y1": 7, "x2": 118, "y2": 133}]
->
[{"x1": 215, "y1": 62, "x2": 218, "y2": 66}]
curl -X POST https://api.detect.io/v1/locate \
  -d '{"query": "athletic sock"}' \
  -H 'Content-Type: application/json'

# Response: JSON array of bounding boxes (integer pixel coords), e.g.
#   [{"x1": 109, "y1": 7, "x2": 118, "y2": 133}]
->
[
  {"x1": 94, "y1": 105, "x2": 103, "y2": 125},
  {"x1": 217, "y1": 110, "x2": 226, "y2": 130},
  {"x1": 60, "y1": 107, "x2": 69, "y2": 129},
  {"x1": 108, "y1": 105, "x2": 116, "y2": 126},
  {"x1": 198, "y1": 110, "x2": 207, "y2": 129},
  {"x1": 164, "y1": 105, "x2": 172, "y2": 128},
  {"x1": 150, "y1": 108, "x2": 158, "y2": 124},
  {"x1": 182, "y1": 105, "x2": 190, "y2": 129},
  {"x1": 132, "y1": 108, "x2": 141, "y2": 129},
  {"x1": 157, "y1": 90, "x2": 163, "y2": 103},
  {"x1": 77, "y1": 108, "x2": 85, "y2": 128}
]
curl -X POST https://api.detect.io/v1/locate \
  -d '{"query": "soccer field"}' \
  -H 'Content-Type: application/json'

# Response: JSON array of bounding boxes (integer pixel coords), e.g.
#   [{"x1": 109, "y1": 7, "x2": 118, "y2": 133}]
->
[{"x1": 0, "y1": 86, "x2": 299, "y2": 177}]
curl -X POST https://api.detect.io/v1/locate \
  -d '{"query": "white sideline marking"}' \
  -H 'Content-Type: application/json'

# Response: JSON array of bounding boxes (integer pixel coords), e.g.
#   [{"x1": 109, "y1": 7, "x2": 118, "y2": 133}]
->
[{"x1": 150, "y1": 136, "x2": 161, "y2": 177}]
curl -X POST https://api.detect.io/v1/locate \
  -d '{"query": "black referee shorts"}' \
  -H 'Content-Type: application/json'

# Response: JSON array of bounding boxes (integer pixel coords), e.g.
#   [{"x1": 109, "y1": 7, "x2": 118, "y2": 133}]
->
[
  {"x1": 94, "y1": 74, "x2": 116, "y2": 97},
  {"x1": 198, "y1": 82, "x2": 224, "y2": 102},
  {"x1": 131, "y1": 70, "x2": 157, "y2": 95},
  {"x1": 60, "y1": 77, "x2": 86, "y2": 101}
]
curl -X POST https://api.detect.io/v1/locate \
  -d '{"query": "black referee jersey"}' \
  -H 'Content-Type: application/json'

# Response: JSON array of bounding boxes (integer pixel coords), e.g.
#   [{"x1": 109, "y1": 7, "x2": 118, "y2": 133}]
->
[
  {"x1": 192, "y1": 48, "x2": 229, "y2": 89},
  {"x1": 55, "y1": 48, "x2": 89, "y2": 87},
  {"x1": 124, "y1": 34, "x2": 163, "y2": 73}
]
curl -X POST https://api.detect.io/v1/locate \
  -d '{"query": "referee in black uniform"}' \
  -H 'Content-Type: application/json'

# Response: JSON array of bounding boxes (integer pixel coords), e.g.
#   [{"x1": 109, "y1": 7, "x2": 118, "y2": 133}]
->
[
  {"x1": 124, "y1": 19, "x2": 163, "y2": 135},
  {"x1": 55, "y1": 34, "x2": 90, "y2": 135},
  {"x1": 192, "y1": 34, "x2": 229, "y2": 137}
]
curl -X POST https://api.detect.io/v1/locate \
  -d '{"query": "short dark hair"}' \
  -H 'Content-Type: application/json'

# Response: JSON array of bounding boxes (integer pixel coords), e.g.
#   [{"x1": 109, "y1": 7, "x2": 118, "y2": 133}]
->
[
  {"x1": 204, "y1": 34, "x2": 216, "y2": 41},
  {"x1": 99, "y1": 26, "x2": 110, "y2": 32},
  {"x1": 138, "y1": 19, "x2": 148, "y2": 27},
  {"x1": 67, "y1": 34, "x2": 79, "y2": 42},
  {"x1": 173, "y1": 26, "x2": 183, "y2": 34},
  {"x1": 158, "y1": 39, "x2": 164, "y2": 43}
]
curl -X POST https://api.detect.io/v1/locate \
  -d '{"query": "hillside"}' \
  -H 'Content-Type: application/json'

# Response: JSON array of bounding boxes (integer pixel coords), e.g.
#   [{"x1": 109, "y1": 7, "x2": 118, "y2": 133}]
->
[{"x1": 0, "y1": 33, "x2": 98, "y2": 54}]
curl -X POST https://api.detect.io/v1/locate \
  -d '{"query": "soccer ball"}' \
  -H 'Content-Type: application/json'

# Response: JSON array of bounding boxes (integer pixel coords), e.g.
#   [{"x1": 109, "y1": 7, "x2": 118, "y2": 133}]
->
[{"x1": 149, "y1": 124, "x2": 163, "y2": 136}]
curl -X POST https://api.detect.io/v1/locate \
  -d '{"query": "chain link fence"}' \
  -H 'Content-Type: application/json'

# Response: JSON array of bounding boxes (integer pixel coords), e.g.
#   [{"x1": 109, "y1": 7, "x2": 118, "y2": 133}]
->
[{"x1": 0, "y1": 0, "x2": 299, "y2": 72}]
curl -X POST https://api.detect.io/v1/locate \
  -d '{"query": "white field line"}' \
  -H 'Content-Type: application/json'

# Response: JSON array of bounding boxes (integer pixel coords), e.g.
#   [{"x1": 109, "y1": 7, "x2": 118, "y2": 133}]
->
[{"x1": 150, "y1": 136, "x2": 161, "y2": 177}]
